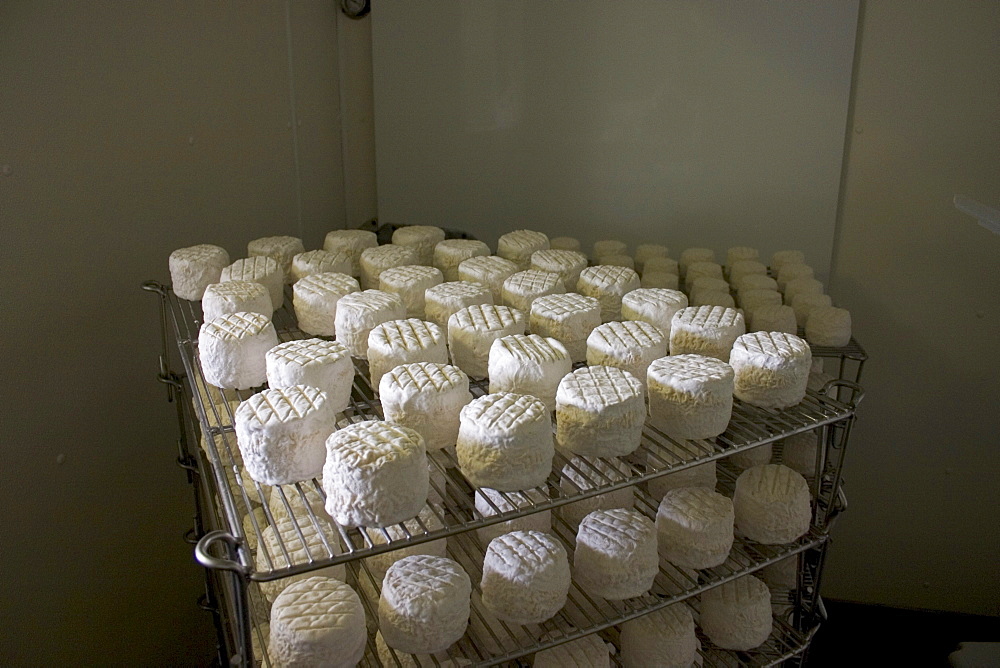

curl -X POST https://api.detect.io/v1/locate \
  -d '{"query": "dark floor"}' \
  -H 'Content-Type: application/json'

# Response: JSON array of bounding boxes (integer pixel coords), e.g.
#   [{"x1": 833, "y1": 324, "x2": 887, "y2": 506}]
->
[{"x1": 805, "y1": 599, "x2": 999, "y2": 666}]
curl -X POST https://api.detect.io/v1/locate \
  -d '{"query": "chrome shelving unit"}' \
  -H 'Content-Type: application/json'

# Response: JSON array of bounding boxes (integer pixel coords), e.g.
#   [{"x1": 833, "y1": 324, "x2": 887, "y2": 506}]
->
[{"x1": 146, "y1": 278, "x2": 864, "y2": 667}]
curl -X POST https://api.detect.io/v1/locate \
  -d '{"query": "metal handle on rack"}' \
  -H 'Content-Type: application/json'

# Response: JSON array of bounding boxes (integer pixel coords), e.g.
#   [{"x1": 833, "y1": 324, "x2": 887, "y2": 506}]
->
[
  {"x1": 821, "y1": 379, "x2": 865, "y2": 409},
  {"x1": 195, "y1": 530, "x2": 248, "y2": 575}
]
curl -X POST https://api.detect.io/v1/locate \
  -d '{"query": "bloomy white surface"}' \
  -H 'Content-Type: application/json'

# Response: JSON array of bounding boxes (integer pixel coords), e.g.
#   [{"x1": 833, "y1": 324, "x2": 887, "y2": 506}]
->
[
  {"x1": 488, "y1": 333, "x2": 571, "y2": 411},
  {"x1": 573, "y1": 508, "x2": 658, "y2": 600},
  {"x1": 248, "y1": 235, "x2": 304, "y2": 284},
  {"x1": 433, "y1": 238, "x2": 491, "y2": 281},
  {"x1": 457, "y1": 255, "x2": 519, "y2": 302},
  {"x1": 480, "y1": 530, "x2": 570, "y2": 624},
  {"x1": 221, "y1": 256, "x2": 284, "y2": 308},
  {"x1": 447, "y1": 304, "x2": 526, "y2": 379},
  {"x1": 265, "y1": 338, "x2": 354, "y2": 414},
  {"x1": 268, "y1": 576, "x2": 365, "y2": 668},
  {"x1": 364, "y1": 505, "x2": 448, "y2": 582},
  {"x1": 333, "y1": 289, "x2": 406, "y2": 359},
  {"x1": 533, "y1": 633, "x2": 610, "y2": 668},
  {"x1": 700, "y1": 575, "x2": 772, "y2": 651},
  {"x1": 379, "y1": 362, "x2": 471, "y2": 451},
  {"x1": 577, "y1": 265, "x2": 641, "y2": 323},
  {"x1": 392, "y1": 225, "x2": 445, "y2": 266},
  {"x1": 497, "y1": 229, "x2": 549, "y2": 269},
  {"x1": 585, "y1": 320, "x2": 667, "y2": 389},
  {"x1": 558, "y1": 455, "x2": 634, "y2": 529},
  {"x1": 380, "y1": 264, "x2": 443, "y2": 318},
  {"x1": 367, "y1": 318, "x2": 448, "y2": 390},
  {"x1": 424, "y1": 281, "x2": 493, "y2": 329},
  {"x1": 257, "y1": 518, "x2": 346, "y2": 603},
  {"x1": 656, "y1": 486, "x2": 735, "y2": 569},
  {"x1": 806, "y1": 306, "x2": 852, "y2": 346},
  {"x1": 555, "y1": 365, "x2": 645, "y2": 457},
  {"x1": 501, "y1": 269, "x2": 565, "y2": 312},
  {"x1": 620, "y1": 287, "x2": 688, "y2": 339},
  {"x1": 529, "y1": 292, "x2": 601, "y2": 363},
  {"x1": 359, "y1": 244, "x2": 420, "y2": 290},
  {"x1": 291, "y1": 272, "x2": 359, "y2": 337},
  {"x1": 619, "y1": 604, "x2": 697, "y2": 668},
  {"x1": 529, "y1": 249, "x2": 589, "y2": 291},
  {"x1": 734, "y1": 464, "x2": 812, "y2": 544},
  {"x1": 323, "y1": 229, "x2": 378, "y2": 277},
  {"x1": 202, "y1": 280, "x2": 272, "y2": 322},
  {"x1": 169, "y1": 244, "x2": 229, "y2": 300},
  {"x1": 730, "y1": 331, "x2": 812, "y2": 409},
  {"x1": 474, "y1": 487, "x2": 551, "y2": 545},
  {"x1": 290, "y1": 249, "x2": 352, "y2": 283},
  {"x1": 647, "y1": 354, "x2": 734, "y2": 440},
  {"x1": 198, "y1": 311, "x2": 278, "y2": 390},
  {"x1": 669, "y1": 305, "x2": 745, "y2": 362},
  {"x1": 379, "y1": 554, "x2": 470, "y2": 654}
]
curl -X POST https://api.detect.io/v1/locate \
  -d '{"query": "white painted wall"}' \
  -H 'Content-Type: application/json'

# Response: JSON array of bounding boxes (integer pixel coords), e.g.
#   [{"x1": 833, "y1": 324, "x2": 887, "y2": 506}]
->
[
  {"x1": 824, "y1": 1, "x2": 1000, "y2": 616},
  {"x1": 372, "y1": 0, "x2": 859, "y2": 278}
]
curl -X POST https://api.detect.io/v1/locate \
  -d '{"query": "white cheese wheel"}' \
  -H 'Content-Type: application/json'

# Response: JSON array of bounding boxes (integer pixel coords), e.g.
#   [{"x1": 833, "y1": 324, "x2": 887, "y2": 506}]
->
[
  {"x1": 257, "y1": 519, "x2": 346, "y2": 602},
  {"x1": 221, "y1": 256, "x2": 284, "y2": 308},
  {"x1": 364, "y1": 505, "x2": 448, "y2": 582},
  {"x1": 291, "y1": 271, "x2": 359, "y2": 337},
  {"x1": 689, "y1": 288, "x2": 735, "y2": 309},
  {"x1": 586, "y1": 320, "x2": 666, "y2": 389},
  {"x1": 424, "y1": 281, "x2": 493, "y2": 328},
  {"x1": 619, "y1": 603, "x2": 697, "y2": 668},
  {"x1": 738, "y1": 288, "x2": 783, "y2": 312},
  {"x1": 574, "y1": 508, "x2": 658, "y2": 600},
  {"x1": 646, "y1": 442, "x2": 718, "y2": 501},
  {"x1": 771, "y1": 249, "x2": 806, "y2": 273},
  {"x1": 456, "y1": 392, "x2": 553, "y2": 491},
  {"x1": 640, "y1": 271, "x2": 680, "y2": 290},
  {"x1": 634, "y1": 243, "x2": 669, "y2": 273},
  {"x1": 559, "y1": 455, "x2": 634, "y2": 529},
  {"x1": 776, "y1": 263, "x2": 814, "y2": 291},
  {"x1": 577, "y1": 265, "x2": 641, "y2": 323},
  {"x1": 549, "y1": 236, "x2": 581, "y2": 252},
  {"x1": 323, "y1": 228, "x2": 378, "y2": 277},
  {"x1": 333, "y1": 289, "x2": 406, "y2": 359},
  {"x1": 596, "y1": 254, "x2": 635, "y2": 269},
  {"x1": 729, "y1": 259, "x2": 767, "y2": 284},
  {"x1": 379, "y1": 554, "x2": 471, "y2": 654},
  {"x1": 781, "y1": 429, "x2": 820, "y2": 476},
  {"x1": 533, "y1": 633, "x2": 610, "y2": 668},
  {"x1": 643, "y1": 256, "x2": 680, "y2": 276},
  {"x1": 169, "y1": 244, "x2": 230, "y2": 300},
  {"x1": 726, "y1": 246, "x2": 759, "y2": 267},
  {"x1": 784, "y1": 276, "x2": 825, "y2": 306},
  {"x1": 457, "y1": 255, "x2": 520, "y2": 302},
  {"x1": 734, "y1": 464, "x2": 811, "y2": 544},
  {"x1": 379, "y1": 362, "x2": 471, "y2": 451},
  {"x1": 474, "y1": 487, "x2": 552, "y2": 545},
  {"x1": 323, "y1": 420, "x2": 428, "y2": 528},
  {"x1": 530, "y1": 249, "x2": 589, "y2": 291},
  {"x1": 592, "y1": 239, "x2": 627, "y2": 260},
  {"x1": 235, "y1": 385, "x2": 337, "y2": 485},
  {"x1": 392, "y1": 225, "x2": 446, "y2": 266},
  {"x1": 688, "y1": 276, "x2": 729, "y2": 295},
  {"x1": 248, "y1": 235, "x2": 304, "y2": 284},
  {"x1": 683, "y1": 261, "x2": 724, "y2": 292},
  {"x1": 555, "y1": 365, "x2": 645, "y2": 457},
  {"x1": 502, "y1": 269, "x2": 565, "y2": 312},
  {"x1": 747, "y1": 304, "x2": 797, "y2": 335},
  {"x1": 497, "y1": 229, "x2": 550, "y2": 269},
  {"x1": 678, "y1": 248, "x2": 715, "y2": 277},
  {"x1": 199, "y1": 311, "x2": 278, "y2": 390},
  {"x1": 290, "y1": 249, "x2": 352, "y2": 283},
  {"x1": 656, "y1": 486, "x2": 735, "y2": 569},
  {"x1": 806, "y1": 306, "x2": 852, "y2": 346},
  {"x1": 700, "y1": 575, "x2": 772, "y2": 650},
  {"x1": 669, "y1": 305, "x2": 745, "y2": 362},
  {"x1": 647, "y1": 354, "x2": 734, "y2": 440},
  {"x1": 433, "y1": 238, "x2": 491, "y2": 281},
  {"x1": 359, "y1": 244, "x2": 420, "y2": 290},
  {"x1": 621, "y1": 288, "x2": 688, "y2": 339},
  {"x1": 529, "y1": 292, "x2": 601, "y2": 363},
  {"x1": 791, "y1": 292, "x2": 833, "y2": 327},
  {"x1": 730, "y1": 331, "x2": 812, "y2": 409},
  {"x1": 375, "y1": 630, "x2": 465, "y2": 668},
  {"x1": 733, "y1": 273, "x2": 778, "y2": 293},
  {"x1": 269, "y1": 576, "x2": 365, "y2": 668},
  {"x1": 265, "y1": 338, "x2": 354, "y2": 414},
  {"x1": 202, "y1": 280, "x2": 273, "y2": 321},
  {"x1": 727, "y1": 442, "x2": 773, "y2": 470},
  {"x1": 488, "y1": 334, "x2": 572, "y2": 411},
  {"x1": 380, "y1": 264, "x2": 444, "y2": 318},
  {"x1": 447, "y1": 303, "x2": 526, "y2": 379},
  {"x1": 480, "y1": 530, "x2": 570, "y2": 624},
  {"x1": 368, "y1": 318, "x2": 448, "y2": 390}
]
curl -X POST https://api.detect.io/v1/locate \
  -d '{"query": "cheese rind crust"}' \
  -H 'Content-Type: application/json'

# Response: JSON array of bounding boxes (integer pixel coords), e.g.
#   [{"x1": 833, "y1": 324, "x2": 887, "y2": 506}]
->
[
  {"x1": 248, "y1": 235, "x2": 304, "y2": 284},
  {"x1": 733, "y1": 464, "x2": 811, "y2": 544},
  {"x1": 586, "y1": 320, "x2": 667, "y2": 389},
  {"x1": 558, "y1": 455, "x2": 634, "y2": 528},
  {"x1": 621, "y1": 288, "x2": 688, "y2": 338},
  {"x1": 323, "y1": 229, "x2": 378, "y2": 277},
  {"x1": 290, "y1": 249, "x2": 352, "y2": 283},
  {"x1": 533, "y1": 633, "x2": 609, "y2": 668},
  {"x1": 392, "y1": 225, "x2": 446, "y2": 266},
  {"x1": 199, "y1": 311, "x2": 278, "y2": 390},
  {"x1": 359, "y1": 244, "x2": 420, "y2": 290},
  {"x1": 530, "y1": 249, "x2": 589, "y2": 291},
  {"x1": 266, "y1": 338, "x2": 354, "y2": 414},
  {"x1": 457, "y1": 255, "x2": 519, "y2": 302},
  {"x1": 380, "y1": 264, "x2": 444, "y2": 318},
  {"x1": 656, "y1": 486, "x2": 735, "y2": 569},
  {"x1": 269, "y1": 576, "x2": 365, "y2": 668},
  {"x1": 619, "y1": 604, "x2": 697, "y2": 668},
  {"x1": 497, "y1": 229, "x2": 550, "y2": 269},
  {"x1": 573, "y1": 508, "x2": 659, "y2": 600},
  {"x1": 379, "y1": 554, "x2": 471, "y2": 654},
  {"x1": 202, "y1": 280, "x2": 272, "y2": 322},
  {"x1": 488, "y1": 334, "x2": 572, "y2": 411},
  {"x1": 529, "y1": 293, "x2": 601, "y2": 363},
  {"x1": 669, "y1": 305, "x2": 745, "y2": 362},
  {"x1": 447, "y1": 304, "x2": 527, "y2": 379},
  {"x1": 577, "y1": 265, "x2": 641, "y2": 323},
  {"x1": 424, "y1": 281, "x2": 493, "y2": 328},
  {"x1": 379, "y1": 362, "x2": 471, "y2": 451},
  {"x1": 474, "y1": 487, "x2": 552, "y2": 545},
  {"x1": 292, "y1": 272, "x2": 359, "y2": 337},
  {"x1": 257, "y1": 519, "x2": 346, "y2": 603},
  {"x1": 221, "y1": 256, "x2": 284, "y2": 308},
  {"x1": 169, "y1": 244, "x2": 230, "y2": 300},
  {"x1": 502, "y1": 269, "x2": 565, "y2": 312},
  {"x1": 480, "y1": 530, "x2": 570, "y2": 624},
  {"x1": 555, "y1": 365, "x2": 645, "y2": 457},
  {"x1": 333, "y1": 289, "x2": 406, "y2": 359},
  {"x1": 806, "y1": 306, "x2": 852, "y2": 347},
  {"x1": 730, "y1": 331, "x2": 812, "y2": 409},
  {"x1": 433, "y1": 239, "x2": 491, "y2": 281},
  {"x1": 367, "y1": 318, "x2": 448, "y2": 390},
  {"x1": 700, "y1": 575, "x2": 773, "y2": 650},
  {"x1": 647, "y1": 354, "x2": 734, "y2": 440}
]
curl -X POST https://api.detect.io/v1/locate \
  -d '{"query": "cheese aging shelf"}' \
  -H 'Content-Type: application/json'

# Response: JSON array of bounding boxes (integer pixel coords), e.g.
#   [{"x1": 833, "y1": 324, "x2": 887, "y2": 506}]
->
[{"x1": 144, "y1": 276, "x2": 864, "y2": 667}]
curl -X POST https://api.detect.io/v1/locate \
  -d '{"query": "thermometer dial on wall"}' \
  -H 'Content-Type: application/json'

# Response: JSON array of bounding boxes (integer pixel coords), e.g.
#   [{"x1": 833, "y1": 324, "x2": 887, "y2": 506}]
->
[{"x1": 341, "y1": 0, "x2": 370, "y2": 19}]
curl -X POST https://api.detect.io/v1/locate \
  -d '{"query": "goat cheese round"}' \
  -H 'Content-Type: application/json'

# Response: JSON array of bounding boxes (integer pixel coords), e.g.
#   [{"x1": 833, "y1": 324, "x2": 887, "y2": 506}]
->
[
  {"x1": 380, "y1": 264, "x2": 444, "y2": 318},
  {"x1": 474, "y1": 487, "x2": 552, "y2": 545},
  {"x1": 169, "y1": 244, "x2": 230, "y2": 300},
  {"x1": 739, "y1": 288, "x2": 783, "y2": 312},
  {"x1": 784, "y1": 276, "x2": 825, "y2": 306},
  {"x1": 236, "y1": 385, "x2": 337, "y2": 485},
  {"x1": 678, "y1": 248, "x2": 715, "y2": 277},
  {"x1": 433, "y1": 238, "x2": 491, "y2": 281},
  {"x1": 771, "y1": 250, "x2": 806, "y2": 272},
  {"x1": 727, "y1": 442, "x2": 773, "y2": 470},
  {"x1": 333, "y1": 289, "x2": 406, "y2": 359},
  {"x1": 558, "y1": 455, "x2": 634, "y2": 529},
  {"x1": 747, "y1": 304, "x2": 797, "y2": 335},
  {"x1": 806, "y1": 306, "x2": 852, "y2": 346},
  {"x1": 734, "y1": 464, "x2": 811, "y2": 544},
  {"x1": 380, "y1": 555, "x2": 470, "y2": 654},
  {"x1": 634, "y1": 243, "x2": 669, "y2": 273},
  {"x1": 290, "y1": 249, "x2": 352, "y2": 283},
  {"x1": 640, "y1": 271, "x2": 680, "y2": 290},
  {"x1": 488, "y1": 334, "x2": 572, "y2": 411},
  {"x1": 683, "y1": 261, "x2": 724, "y2": 292},
  {"x1": 502, "y1": 269, "x2": 565, "y2": 312},
  {"x1": 530, "y1": 249, "x2": 589, "y2": 291},
  {"x1": 586, "y1": 320, "x2": 666, "y2": 388},
  {"x1": 574, "y1": 508, "x2": 658, "y2": 600},
  {"x1": 791, "y1": 292, "x2": 833, "y2": 327},
  {"x1": 375, "y1": 630, "x2": 464, "y2": 668},
  {"x1": 221, "y1": 256, "x2": 284, "y2": 308},
  {"x1": 620, "y1": 288, "x2": 688, "y2": 339},
  {"x1": 447, "y1": 304, "x2": 526, "y2": 379},
  {"x1": 730, "y1": 331, "x2": 812, "y2": 409},
  {"x1": 690, "y1": 288, "x2": 735, "y2": 309},
  {"x1": 555, "y1": 365, "x2": 645, "y2": 457},
  {"x1": 549, "y1": 236, "x2": 581, "y2": 252},
  {"x1": 646, "y1": 442, "x2": 718, "y2": 501},
  {"x1": 498, "y1": 229, "x2": 550, "y2": 269},
  {"x1": 529, "y1": 292, "x2": 601, "y2": 363},
  {"x1": 643, "y1": 256, "x2": 680, "y2": 276},
  {"x1": 248, "y1": 235, "x2": 304, "y2": 284},
  {"x1": 481, "y1": 530, "x2": 570, "y2": 624},
  {"x1": 729, "y1": 260, "x2": 767, "y2": 288},
  {"x1": 597, "y1": 254, "x2": 635, "y2": 269},
  {"x1": 265, "y1": 339, "x2": 354, "y2": 414},
  {"x1": 776, "y1": 263, "x2": 814, "y2": 292},
  {"x1": 257, "y1": 518, "x2": 346, "y2": 602},
  {"x1": 592, "y1": 239, "x2": 627, "y2": 260},
  {"x1": 577, "y1": 265, "x2": 641, "y2": 323},
  {"x1": 656, "y1": 486, "x2": 734, "y2": 569},
  {"x1": 368, "y1": 318, "x2": 448, "y2": 390},
  {"x1": 199, "y1": 311, "x2": 278, "y2": 390},
  {"x1": 619, "y1": 603, "x2": 697, "y2": 668},
  {"x1": 202, "y1": 280, "x2": 272, "y2": 321},
  {"x1": 323, "y1": 228, "x2": 378, "y2": 277},
  {"x1": 364, "y1": 505, "x2": 448, "y2": 582},
  {"x1": 726, "y1": 246, "x2": 759, "y2": 267},
  {"x1": 269, "y1": 576, "x2": 365, "y2": 668},
  {"x1": 534, "y1": 633, "x2": 610, "y2": 668},
  {"x1": 424, "y1": 281, "x2": 493, "y2": 329},
  {"x1": 359, "y1": 244, "x2": 420, "y2": 290},
  {"x1": 323, "y1": 420, "x2": 429, "y2": 528},
  {"x1": 392, "y1": 225, "x2": 446, "y2": 266},
  {"x1": 700, "y1": 575, "x2": 772, "y2": 650},
  {"x1": 669, "y1": 305, "x2": 745, "y2": 362},
  {"x1": 379, "y1": 362, "x2": 471, "y2": 451},
  {"x1": 291, "y1": 271, "x2": 359, "y2": 337},
  {"x1": 647, "y1": 354, "x2": 734, "y2": 440},
  {"x1": 457, "y1": 255, "x2": 520, "y2": 302},
  {"x1": 456, "y1": 392, "x2": 554, "y2": 491}
]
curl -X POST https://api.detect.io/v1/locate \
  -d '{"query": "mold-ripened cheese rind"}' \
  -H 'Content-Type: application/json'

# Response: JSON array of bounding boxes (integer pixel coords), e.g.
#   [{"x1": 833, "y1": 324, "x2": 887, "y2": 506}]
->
[
  {"x1": 474, "y1": 487, "x2": 552, "y2": 545},
  {"x1": 248, "y1": 235, "x2": 304, "y2": 284},
  {"x1": 379, "y1": 362, "x2": 472, "y2": 451},
  {"x1": 380, "y1": 264, "x2": 444, "y2": 318},
  {"x1": 457, "y1": 255, "x2": 520, "y2": 302},
  {"x1": 585, "y1": 320, "x2": 667, "y2": 389},
  {"x1": 647, "y1": 353, "x2": 734, "y2": 441},
  {"x1": 733, "y1": 464, "x2": 811, "y2": 544},
  {"x1": 292, "y1": 272, "x2": 359, "y2": 337},
  {"x1": 488, "y1": 334, "x2": 572, "y2": 411},
  {"x1": 203, "y1": 280, "x2": 272, "y2": 323},
  {"x1": 480, "y1": 530, "x2": 570, "y2": 625},
  {"x1": 576, "y1": 265, "x2": 641, "y2": 323},
  {"x1": 333, "y1": 289, "x2": 406, "y2": 359},
  {"x1": 729, "y1": 331, "x2": 812, "y2": 409},
  {"x1": 497, "y1": 229, "x2": 550, "y2": 270},
  {"x1": 501, "y1": 269, "x2": 565, "y2": 312},
  {"x1": 221, "y1": 256, "x2": 284, "y2": 309},
  {"x1": 268, "y1": 576, "x2": 365, "y2": 668},
  {"x1": 558, "y1": 455, "x2": 635, "y2": 528},
  {"x1": 265, "y1": 338, "x2": 354, "y2": 414},
  {"x1": 367, "y1": 318, "x2": 448, "y2": 390},
  {"x1": 290, "y1": 249, "x2": 352, "y2": 283},
  {"x1": 256, "y1": 518, "x2": 346, "y2": 603},
  {"x1": 199, "y1": 311, "x2": 278, "y2": 390},
  {"x1": 323, "y1": 229, "x2": 378, "y2": 277},
  {"x1": 530, "y1": 249, "x2": 589, "y2": 291},
  {"x1": 655, "y1": 486, "x2": 734, "y2": 569},
  {"x1": 447, "y1": 304, "x2": 526, "y2": 379},
  {"x1": 668, "y1": 305, "x2": 746, "y2": 362},
  {"x1": 573, "y1": 508, "x2": 659, "y2": 600},
  {"x1": 392, "y1": 225, "x2": 446, "y2": 266},
  {"x1": 699, "y1": 575, "x2": 773, "y2": 651},
  {"x1": 555, "y1": 365, "x2": 645, "y2": 457},
  {"x1": 433, "y1": 239, "x2": 491, "y2": 281},
  {"x1": 620, "y1": 288, "x2": 688, "y2": 339},
  {"x1": 169, "y1": 244, "x2": 230, "y2": 300},
  {"x1": 529, "y1": 293, "x2": 601, "y2": 363},
  {"x1": 424, "y1": 281, "x2": 493, "y2": 329},
  {"x1": 533, "y1": 633, "x2": 610, "y2": 668},
  {"x1": 359, "y1": 244, "x2": 420, "y2": 290},
  {"x1": 619, "y1": 604, "x2": 697, "y2": 668},
  {"x1": 805, "y1": 306, "x2": 852, "y2": 347}
]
